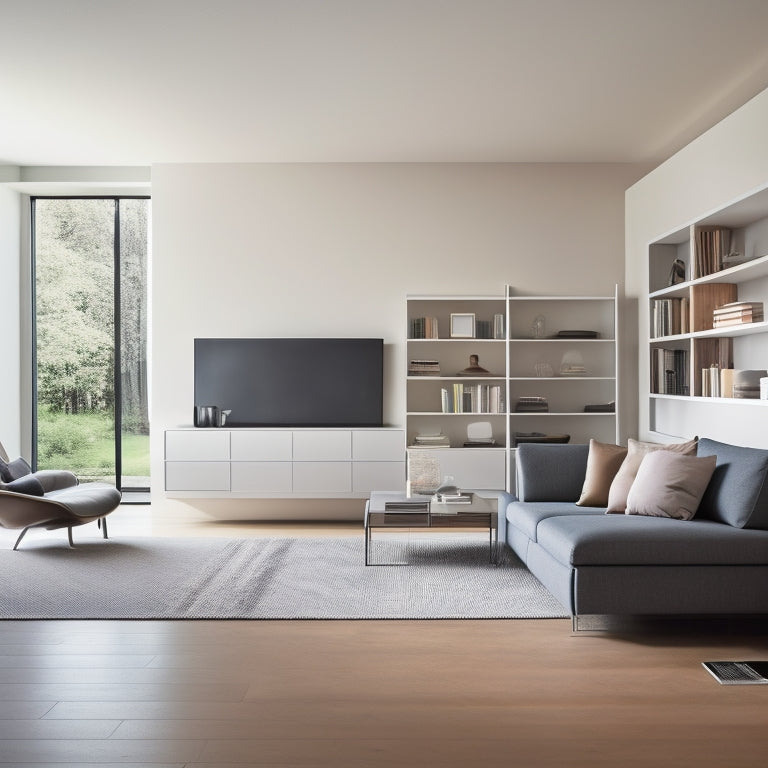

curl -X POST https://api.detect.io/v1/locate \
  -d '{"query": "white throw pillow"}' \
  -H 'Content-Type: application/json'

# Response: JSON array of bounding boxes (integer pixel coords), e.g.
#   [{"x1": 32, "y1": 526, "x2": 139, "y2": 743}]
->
[{"x1": 625, "y1": 451, "x2": 716, "y2": 521}]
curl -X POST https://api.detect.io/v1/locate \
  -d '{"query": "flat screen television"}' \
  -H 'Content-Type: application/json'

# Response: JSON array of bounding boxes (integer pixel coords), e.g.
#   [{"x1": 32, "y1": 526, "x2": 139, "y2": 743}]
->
[{"x1": 194, "y1": 338, "x2": 384, "y2": 427}]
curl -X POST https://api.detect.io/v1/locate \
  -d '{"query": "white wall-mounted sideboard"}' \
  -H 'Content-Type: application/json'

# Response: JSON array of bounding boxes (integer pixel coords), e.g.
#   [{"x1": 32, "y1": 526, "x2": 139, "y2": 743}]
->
[{"x1": 164, "y1": 428, "x2": 406, "y2": 498}]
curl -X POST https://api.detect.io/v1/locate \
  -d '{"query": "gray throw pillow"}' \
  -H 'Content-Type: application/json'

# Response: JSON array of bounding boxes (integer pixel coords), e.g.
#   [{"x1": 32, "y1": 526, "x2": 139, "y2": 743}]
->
[
  {"x1": 696, "y1": 438, "x2": 768, "y2": 529},
  {"x1": 3, "y1": 475, "x2": 46, "y2": 496},
  {"x1": 0, "y1": 456, "x2": 32, "y2": 482},
  {"x1": 625, "y1": 451, "x2": 717, "y2": 521}
]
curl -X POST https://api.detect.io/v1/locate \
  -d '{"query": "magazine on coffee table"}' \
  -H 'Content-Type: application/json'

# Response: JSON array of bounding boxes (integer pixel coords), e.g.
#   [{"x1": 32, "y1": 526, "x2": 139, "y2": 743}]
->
[{"x1": 702, "y1": 661, "x2": 768, "y2": 684}]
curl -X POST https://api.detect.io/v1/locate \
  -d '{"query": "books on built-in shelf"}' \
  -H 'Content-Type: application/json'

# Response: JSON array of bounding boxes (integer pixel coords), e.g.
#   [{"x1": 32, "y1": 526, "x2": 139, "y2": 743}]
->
[
  {"x1": 514, "y1": 396, "x2": 549, "y2": 412},
  {"x1": 408, "y1": 359, "x2": 441, "y2": 376},
  {"x1": 441, "y1": 383, "x2": 504, "y2": 414},
  {"x1": 694, "y1": 226, "x2": 731, "y2": 278},
  {"x1": 409, "y1": 317, "x2": 439, "y2": 339},
  {"x1": 701, "y1": 365, "x2": 722, "y2": 397},
  {"x1": 651, "y1": 348, "x2": 689, "y2": 395},
  {"x1": 410, "y1": 432, "x2": 451, "y2": 448},
  {"x1": 712, "y1": 301, "x2": 764, "y2": 328},
  {"x1": 652, "y1": 297, "x2": 690, "y2": 337}
]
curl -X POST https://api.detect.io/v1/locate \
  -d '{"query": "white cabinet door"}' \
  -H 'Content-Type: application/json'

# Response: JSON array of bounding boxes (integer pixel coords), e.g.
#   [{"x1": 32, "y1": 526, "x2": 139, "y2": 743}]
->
[
  {"x1": 293, "y1": 431, "x2": 351, "y2": 461},
  {"x1": 231, "y1": 430, "x2": 292, "y2": 461},
  {"x1": 352, "y1": 430, "x2": 405, "y2": 461},
  {"x1": 165, "y1": 430, "x2": 230, "y2": 461},
  {"x1": 293, "y1": 462, "x2": 352, "y2": 493},
  {"x1": 408, "y1": 448, "x2": 506, "y2": 491},
  {"x1": 352, "y1": 462, "x2": 406, "y2": 493},
  {"x1": 165, "y1": 462, "x2": 230, "y2": 491},
  {"x1": 231, "y1": 462, "x2": 293, "y2": 493}
]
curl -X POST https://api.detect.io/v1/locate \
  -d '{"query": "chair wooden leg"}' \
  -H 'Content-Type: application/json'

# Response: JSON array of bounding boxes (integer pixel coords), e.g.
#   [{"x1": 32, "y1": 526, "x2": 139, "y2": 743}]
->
[
  {"x1": 12, "y1": 527, "x2": 29, "y2": 551},
  {"x1": 100, "y1": 517, "x2": 108, "y2": 540},
  {"x1": 67, "y1": 527, "x2": 74, "y2": 548}
]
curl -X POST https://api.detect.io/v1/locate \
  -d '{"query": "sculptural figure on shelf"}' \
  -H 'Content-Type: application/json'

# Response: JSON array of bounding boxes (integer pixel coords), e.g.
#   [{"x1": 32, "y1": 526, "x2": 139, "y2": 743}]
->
[{"x1": 456, "y1": 354, "x2": 494, "y2": 376}]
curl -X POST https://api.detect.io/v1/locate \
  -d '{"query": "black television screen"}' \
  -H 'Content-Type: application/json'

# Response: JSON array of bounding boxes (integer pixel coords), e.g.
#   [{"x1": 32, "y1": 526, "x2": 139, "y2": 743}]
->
[{"x1": 194, "y1": 338, "x2": 384, "y2": 427}]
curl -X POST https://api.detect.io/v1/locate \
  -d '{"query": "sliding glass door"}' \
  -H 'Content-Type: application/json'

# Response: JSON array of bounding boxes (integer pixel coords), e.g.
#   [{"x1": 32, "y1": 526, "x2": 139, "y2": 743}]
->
[{"x1": 32, "y1": 197, "x2": 151, "y2": 493}]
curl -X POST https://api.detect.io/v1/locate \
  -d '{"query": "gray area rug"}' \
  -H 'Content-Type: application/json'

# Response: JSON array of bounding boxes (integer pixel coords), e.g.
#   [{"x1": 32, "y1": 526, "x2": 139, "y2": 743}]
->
[{"x1": 0, "y1": 536, "x2": 568, "y2": 620}]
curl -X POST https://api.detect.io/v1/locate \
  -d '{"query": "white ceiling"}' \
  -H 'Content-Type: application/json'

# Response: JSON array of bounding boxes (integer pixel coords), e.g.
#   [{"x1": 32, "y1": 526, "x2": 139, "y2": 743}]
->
[{"x1": 2, "y1": 0, "x2": 768, "y2": 167}]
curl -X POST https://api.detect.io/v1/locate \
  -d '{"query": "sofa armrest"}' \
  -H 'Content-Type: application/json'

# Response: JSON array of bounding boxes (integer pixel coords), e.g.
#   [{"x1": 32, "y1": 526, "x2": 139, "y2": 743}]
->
[{"x1": 32, "y1": 470, "x2": 79, "y2": 493}]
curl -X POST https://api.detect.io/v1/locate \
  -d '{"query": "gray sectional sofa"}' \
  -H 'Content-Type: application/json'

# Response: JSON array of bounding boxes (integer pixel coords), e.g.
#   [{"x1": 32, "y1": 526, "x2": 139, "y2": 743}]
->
[{"x1": 502, "y1": 438, "x2": 768, "y2": 626}]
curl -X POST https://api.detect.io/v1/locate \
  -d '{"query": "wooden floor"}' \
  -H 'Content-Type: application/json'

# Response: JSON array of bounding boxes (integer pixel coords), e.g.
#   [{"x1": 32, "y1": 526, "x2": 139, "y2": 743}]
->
[{"x1": 2, "y1": 505, "x2": 768, "y2": 767}]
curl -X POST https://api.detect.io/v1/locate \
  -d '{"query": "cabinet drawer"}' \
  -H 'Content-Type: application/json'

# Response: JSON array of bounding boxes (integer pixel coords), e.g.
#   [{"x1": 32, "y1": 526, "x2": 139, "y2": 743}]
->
[
  {"x1": 352, "y1": 462, "x2": 406, "y2": 493},
  {"x1": 352, "y1": 430, "x2": 405, "y2": 461},
  {"x1": 165, "y1": 462, "x2": 230, "y2": 491},
  {"x1": 292, "y1": 462, "x2": 351, "y2": 493},
  {"x1": 231, "y1": 431, "x2": 292, "y2": 461},
  {"x1": 231, "y1": 462, "x2": 293, "y2": 493},
  {"x1": 165, "y1": 430, "x2": 230, "y2": 461},
  {"x1": 293, "y1": 431, "x2": 351, "y2": 461}
]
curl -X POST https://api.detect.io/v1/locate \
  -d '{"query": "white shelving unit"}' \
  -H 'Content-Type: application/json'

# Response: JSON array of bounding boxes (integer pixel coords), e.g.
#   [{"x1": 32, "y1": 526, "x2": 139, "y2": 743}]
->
[
  {"x1": 405, "y1": 287, "x2": 619, "y2": 493},
  {"x1": 646, "y1": 188, "x2": 768, "y2": 443}
]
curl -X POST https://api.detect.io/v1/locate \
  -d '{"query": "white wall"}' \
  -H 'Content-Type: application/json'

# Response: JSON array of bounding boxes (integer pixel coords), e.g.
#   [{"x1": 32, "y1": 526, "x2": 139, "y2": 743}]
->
[
  {"x1": 626, "y1": 87, "x2": 768, "y2": 445},
  {"x1": 151, "y1": 162, "x2": 645, "y2": 518},
  {"x1": 0, "y1": 184, "x2": 21, "y2": 457}
]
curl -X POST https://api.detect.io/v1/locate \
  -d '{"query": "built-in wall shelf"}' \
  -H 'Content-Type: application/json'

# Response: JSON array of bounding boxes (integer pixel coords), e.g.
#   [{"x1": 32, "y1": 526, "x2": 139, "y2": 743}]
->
[{"x1": 647, "y1": 192, "x2": 768, "y2": 433}]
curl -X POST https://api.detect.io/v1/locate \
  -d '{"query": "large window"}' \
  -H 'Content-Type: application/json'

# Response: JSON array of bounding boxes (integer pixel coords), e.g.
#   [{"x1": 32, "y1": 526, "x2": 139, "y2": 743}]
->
[{"x1": 32, "y1": 197, "x2": 151, "y2": 494}]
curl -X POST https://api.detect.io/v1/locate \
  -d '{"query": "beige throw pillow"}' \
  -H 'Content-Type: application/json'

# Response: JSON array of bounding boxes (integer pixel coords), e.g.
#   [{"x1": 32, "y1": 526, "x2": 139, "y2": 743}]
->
[
  {"x1": 625, "y1": 451, "x2": 716, "y2": 521},
  {"x1": 606, "y1": 437, "x2": 698, "y2": 514},
  {"x1": 576, "y1": 439, "x2": 628, "y2": 507}
]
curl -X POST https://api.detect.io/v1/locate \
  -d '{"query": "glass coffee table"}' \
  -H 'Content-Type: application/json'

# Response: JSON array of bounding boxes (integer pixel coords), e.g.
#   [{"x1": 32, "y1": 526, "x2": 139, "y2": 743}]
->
[{"x1": 364, "y1": 490, "x2": 500, "y2": 566}]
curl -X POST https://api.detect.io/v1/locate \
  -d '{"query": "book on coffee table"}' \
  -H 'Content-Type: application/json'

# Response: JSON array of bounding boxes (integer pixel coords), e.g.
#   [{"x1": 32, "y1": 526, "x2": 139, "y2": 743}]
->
[
  {"x1": 384, "y1": 501, "x2": 430, "y2": 512},
  {"x1": 432, "y1": 492, "x2": 473, "y2": 504}
]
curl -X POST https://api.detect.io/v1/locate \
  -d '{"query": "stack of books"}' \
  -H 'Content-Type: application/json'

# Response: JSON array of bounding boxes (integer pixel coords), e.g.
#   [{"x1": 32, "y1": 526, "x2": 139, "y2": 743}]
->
[
  {"x1": 409, "y1": 317, "x2": 439, "y2": 339},
  {"x1": 713, "y1": 301, "x2": 764, "y2": 328},
  {"x1": 408, "y1": 359, "x2": 441, "y2": 376},
  {"x1": 515, "y1": 396, "x2": 549, "y2": 412},
  {"x1": 409, "y1": 432, "x2": 450, "y2": 448},
  {"x1": 463, "y1": 436, "x2": 497, "y2": 447},
  {"x1": 584, "y1": 401, "x2": 615, "y2": 413}
]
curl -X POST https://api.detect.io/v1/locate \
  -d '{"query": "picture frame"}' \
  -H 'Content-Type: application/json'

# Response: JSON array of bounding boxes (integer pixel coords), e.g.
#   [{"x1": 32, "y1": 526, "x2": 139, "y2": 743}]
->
[{"x1": 450, "y1": 313, "x2": 475, "y2": 338}]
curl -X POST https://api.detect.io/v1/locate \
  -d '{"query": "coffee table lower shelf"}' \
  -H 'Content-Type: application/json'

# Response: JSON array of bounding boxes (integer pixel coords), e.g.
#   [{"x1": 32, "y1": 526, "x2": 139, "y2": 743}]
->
[{"x1": 364, "y1": 491, "x2": 500, "y2": 566}]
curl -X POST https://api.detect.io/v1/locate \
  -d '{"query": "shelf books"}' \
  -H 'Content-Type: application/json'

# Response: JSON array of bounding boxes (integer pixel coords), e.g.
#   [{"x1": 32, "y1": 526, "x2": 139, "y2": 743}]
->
[
  {"x1": 693, "y1": 226, "x2": 731, "y2": 278},
  {"x1": 441, "y1": 383, "x2": 504, "y2": 414},
  {"x1": 652, "y1": 297, "x2": 689, "y2": 337},
  {"x1": 410, "y1": 432, "x2": 450, "y2": 448},
  {"x1": 651, "y1": 348, "x2": 689, "y2": 395},
  {"x1": 409, "y1": 317, "x2": 439, "y2": 339},
  {"x1": 514, "y1": 395, "x2": 549, "y2": 412},
  {"x1": 712, "y1": 301, "x2": 764, "y2": 328},
  {"x1": 701, "y1": 365, "x2": 721, "y2": 397},
  {"x1": 408, "y1": 359, "x2": 441, "y2": 376}
]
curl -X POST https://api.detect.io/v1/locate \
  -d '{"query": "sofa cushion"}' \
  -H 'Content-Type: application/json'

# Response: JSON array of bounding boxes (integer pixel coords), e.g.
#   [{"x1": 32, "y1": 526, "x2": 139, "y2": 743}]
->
[
  {"x1": 625, "y1": 451, "x2": 717, "y2": 521},
  {"x1": 515, "y1": 443, "x2": 590, "y2": 502},
  {"x1": 0, "y1": 456, "x2": 32, "y2": 482},
  {"x1": 576, "y1": 440, "x2": 627, "y2": 507},
  {"x1": 696, "y1": 438, "x2": 768, "y2": 529},
  {"x1": 535, "y1": 514, "x2": 768, "y2": 567},
  {"x1": 506, "y1": 500, "x2": 604, "y2": 543},
  {"x1": 606, "y1": 437, "x2": 698, "y2": 513}
]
